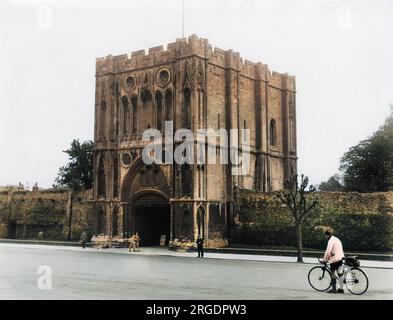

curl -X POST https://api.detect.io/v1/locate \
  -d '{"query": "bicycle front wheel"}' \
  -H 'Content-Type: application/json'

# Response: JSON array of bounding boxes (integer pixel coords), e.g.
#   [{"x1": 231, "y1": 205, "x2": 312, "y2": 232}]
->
[
  {"x1": 345, "y1": 268, "x2": 369, "y2": 295},
  {"x1": 308, "y1": 266, "x2": 332, "y2": 292}
]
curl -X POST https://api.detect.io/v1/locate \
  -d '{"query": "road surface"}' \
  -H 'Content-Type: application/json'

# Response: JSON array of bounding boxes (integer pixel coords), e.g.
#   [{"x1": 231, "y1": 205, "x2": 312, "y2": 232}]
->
[{"x1": 0, "y1": 244, "x2": 392, "y2": 300}]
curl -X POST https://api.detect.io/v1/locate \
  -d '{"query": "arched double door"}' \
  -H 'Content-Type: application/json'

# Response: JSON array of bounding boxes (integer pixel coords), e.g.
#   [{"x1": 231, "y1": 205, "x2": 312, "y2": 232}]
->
[
  {"x1": 122, "y1": 159, "x2": 171, "y2": 246},
  {"x1": 125, "y1": 192, "x2": 170, "y2": 246}
]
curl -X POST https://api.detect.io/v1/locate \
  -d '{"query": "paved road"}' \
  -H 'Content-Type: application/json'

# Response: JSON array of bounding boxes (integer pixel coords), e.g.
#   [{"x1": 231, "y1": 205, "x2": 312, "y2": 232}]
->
[{"x1": 0, "y1": 244, "x2": 392, "y2": 300}]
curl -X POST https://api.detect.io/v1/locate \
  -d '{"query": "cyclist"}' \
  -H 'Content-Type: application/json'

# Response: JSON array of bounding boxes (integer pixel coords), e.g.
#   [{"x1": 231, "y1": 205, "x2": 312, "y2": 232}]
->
[{"x1": 322, "y1": 230, "x2": 345, "y2": 294}]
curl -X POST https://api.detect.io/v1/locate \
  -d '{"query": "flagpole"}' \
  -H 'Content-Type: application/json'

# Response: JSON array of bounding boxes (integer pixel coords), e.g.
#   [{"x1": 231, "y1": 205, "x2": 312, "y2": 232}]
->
[{"x1": 182, "y1": 0, "x2": 185, "y2": 38}]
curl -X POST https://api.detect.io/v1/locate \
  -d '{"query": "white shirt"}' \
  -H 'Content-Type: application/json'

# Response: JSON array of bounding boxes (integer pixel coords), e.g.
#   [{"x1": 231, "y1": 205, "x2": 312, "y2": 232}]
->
[{"x1": 323, "y1": 235, "x2": 344, "y2": 263}]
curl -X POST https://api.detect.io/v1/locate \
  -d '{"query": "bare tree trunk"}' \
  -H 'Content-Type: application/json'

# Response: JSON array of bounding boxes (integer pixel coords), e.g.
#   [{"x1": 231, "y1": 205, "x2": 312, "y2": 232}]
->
[
  {"x1": 295, "y1": 223, "x2": 303, "y2": 263},
  {"x1": 67, "y1": 191, "x2": 73, "y2": 241}
]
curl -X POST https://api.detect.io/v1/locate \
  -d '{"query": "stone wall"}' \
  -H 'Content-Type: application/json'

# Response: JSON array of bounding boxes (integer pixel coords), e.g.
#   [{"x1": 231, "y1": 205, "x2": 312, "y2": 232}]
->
[
  {"x1": 0, "y1": 189, "x2": 94, "y2": 241},
  {"x1": 232, "y1": 187, "x2": 393, "y2": 252}
]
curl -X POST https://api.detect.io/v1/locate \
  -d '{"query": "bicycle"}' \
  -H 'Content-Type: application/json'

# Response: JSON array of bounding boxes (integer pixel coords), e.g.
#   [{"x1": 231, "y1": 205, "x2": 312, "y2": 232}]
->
[{"x1": 308, "y1": 256, "x2": 369, "y2": 295}]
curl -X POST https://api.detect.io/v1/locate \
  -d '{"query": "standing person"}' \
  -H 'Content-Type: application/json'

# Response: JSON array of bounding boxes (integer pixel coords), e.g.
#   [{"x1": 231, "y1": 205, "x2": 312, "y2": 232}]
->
[
  {"x1": 128, "y1": 234, "x2": 135, "y2": 252},
  {"x1": 322, "y1": 230, "x2": 345, "y2": 294},
  {"x1": 196, "y1": 235, "x2": 204, "y2": 258},
  {"x1": 79, "y1": 231, "x2": 88, "y2": 249},
  {"x1": 134, "y1": 232, "x2": 141, "y2": 252}
]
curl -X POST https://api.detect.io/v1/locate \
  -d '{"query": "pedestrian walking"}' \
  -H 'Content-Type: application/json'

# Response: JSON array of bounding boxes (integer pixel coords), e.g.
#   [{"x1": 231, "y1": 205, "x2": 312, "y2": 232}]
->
[
  {"x1": 196, "y1": 235, "x2": 204, "y2": 258},
  {"x1": 79, "y1": 231, "x2": 88, "y2": 249}
]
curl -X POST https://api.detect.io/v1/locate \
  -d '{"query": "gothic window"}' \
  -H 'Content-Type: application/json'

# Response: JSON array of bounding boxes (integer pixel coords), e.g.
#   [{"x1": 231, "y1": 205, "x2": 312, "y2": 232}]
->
[
  {"x1": 115, "y1": 83, "x2": 120, "y2": 137},
  {"x1": 198, "y1": 89, "x2": 203, "y2": 128},
  {"x1": 125, "y1": 75, "x2": 136, "y2": 90},
  {"x1": 165, "y1": 90, "x2": 173, "y2": 122},
  {"x1": 181, "y1": 164, "x2": 191, "y2": 197},
  {"x1": 122, "y1": 151, "x2": 132, "y2": 167},
  {"x1": 155, "y1": 91, "x2": 163, "y2": 131},
  {"x1": 270, "y1": 119, "x2": 277, "y2": 147},
  {"x1": 197, "y1": 165, "x2": 205, "y2": 198},
  {"x1": 97, "y1": 156, "x2": 106, "y2": 198},
  {"x1": 290, "y1": 117, "x2": 295, "y2": 151},
  {"x1": 141, "y1": 89, "x2": 152, "y2": 104},
  {"x1": 183, "y1": 88, "x2": 191, "y2": 129},
  {"x1": 131, "y1": 96, "x2": 138, "y2": 134},
  {"x1": 121, "y1": 96, "x2": 129, "y2": 135},
  {"x1": 141, "y1": 89, "x2": 153, "y2": 130},
  {"x1": 113, "y1": 156, "x2": 119, "y2": 198},
  {"x1": 157, "y1": 69, "x2": 171, "y2": 87},
  {"x1": 289, "y1": 105, "x2": 296, "y2": 152},
  {"x1": 99, "y1": 100, "x2": 106, "y2": 139}
]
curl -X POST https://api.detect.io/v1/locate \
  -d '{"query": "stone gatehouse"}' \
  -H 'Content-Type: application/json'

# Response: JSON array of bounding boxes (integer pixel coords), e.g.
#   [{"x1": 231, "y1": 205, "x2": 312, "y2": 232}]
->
[{"x1": 93, "y1": 35, "x2": 297, "y2": 247}]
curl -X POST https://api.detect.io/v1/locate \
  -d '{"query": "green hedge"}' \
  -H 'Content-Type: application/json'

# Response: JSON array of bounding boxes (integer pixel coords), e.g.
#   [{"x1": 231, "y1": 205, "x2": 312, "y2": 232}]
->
[
  {"x1": 231, "y1": 190, "x2": 393, "y2": 252},
  {"x1": 231, "y1": 211, "x2": 393, "y2": 252}
]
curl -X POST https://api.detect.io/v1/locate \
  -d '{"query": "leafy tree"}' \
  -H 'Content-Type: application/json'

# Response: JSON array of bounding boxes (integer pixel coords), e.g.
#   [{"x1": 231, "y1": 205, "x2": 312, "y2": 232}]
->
[
  {"x1": 318, "y1": 174, "x2": 344, "y2": 192},
  {"x1": 340, "y1": 108, "x2": 393, "y2": 192},
  {"x1": 277, "y1": 175, "x2": 318, "y2": 263},
  {"x1": 54, "y1": 139, "x2": 94, "y2": 191},
  {"x1": 54, "y1": 139, "x2": 94, "y2": 240}
]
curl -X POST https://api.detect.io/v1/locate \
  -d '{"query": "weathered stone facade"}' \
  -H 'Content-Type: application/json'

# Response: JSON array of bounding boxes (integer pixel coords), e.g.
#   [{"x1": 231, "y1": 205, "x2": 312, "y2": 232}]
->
[
  {"x1": 0, "y1": 189, "x2": 94, "y2": 241},
  {"x1": 93, "y1": 35, "x2": 297, "y2": 247}
]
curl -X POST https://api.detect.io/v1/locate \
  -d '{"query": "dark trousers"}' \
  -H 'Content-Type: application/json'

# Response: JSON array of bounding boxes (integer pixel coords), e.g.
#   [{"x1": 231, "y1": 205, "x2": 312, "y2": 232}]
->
[
  {"x1": 81, "y1": 241, "x2": 86, "y2": 249},
  {"x1": 330, "y1": 260, "x2": 343, "y2": 285},
  {"x1": 197, "y1": 246, "x2": 204, "y2": 258}
]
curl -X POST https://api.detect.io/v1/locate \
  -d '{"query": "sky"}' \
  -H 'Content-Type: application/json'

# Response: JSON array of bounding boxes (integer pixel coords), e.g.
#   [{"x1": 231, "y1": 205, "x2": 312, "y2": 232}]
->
[{"x1": 0, "y1": 0, "x2": 392, "y2": 189}]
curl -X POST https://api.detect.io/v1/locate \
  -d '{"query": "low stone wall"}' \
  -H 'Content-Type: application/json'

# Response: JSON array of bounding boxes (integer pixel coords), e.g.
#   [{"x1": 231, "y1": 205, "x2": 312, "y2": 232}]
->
[
  {"x1": 2, "y1": 186, "x2": 393, "y2": 252},
  {"x1": 231, "y1": 188, "x2": 393, "y2": 252},
  {"x1": 0, "y1": 189, "x2": 94, "y2": 241}
]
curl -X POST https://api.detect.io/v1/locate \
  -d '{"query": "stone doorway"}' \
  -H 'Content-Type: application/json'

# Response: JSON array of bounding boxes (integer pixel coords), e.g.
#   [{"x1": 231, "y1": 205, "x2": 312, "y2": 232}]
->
[{"x1": 129, "y1": 193, "x2": 170, "y2": 246}]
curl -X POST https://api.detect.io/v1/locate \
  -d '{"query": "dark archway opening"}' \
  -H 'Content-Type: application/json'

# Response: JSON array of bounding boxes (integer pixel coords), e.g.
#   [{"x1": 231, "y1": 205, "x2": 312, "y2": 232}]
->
[{"x1": 132, "y1": 193, "x2": 170, "y2": 246}]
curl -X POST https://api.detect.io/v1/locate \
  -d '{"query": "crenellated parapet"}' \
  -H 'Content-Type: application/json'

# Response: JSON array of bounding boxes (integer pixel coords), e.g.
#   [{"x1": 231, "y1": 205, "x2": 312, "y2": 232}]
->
[{"x1": 95, "y1": 34, "x2": 295, "y2": 91}]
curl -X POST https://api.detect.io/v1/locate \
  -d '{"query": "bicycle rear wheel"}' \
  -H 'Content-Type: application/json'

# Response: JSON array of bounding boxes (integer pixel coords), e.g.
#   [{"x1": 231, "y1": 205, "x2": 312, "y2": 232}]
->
[
  {"x1": 345, "y1": 268, "x2": 369, "y2": 295},
  {"x1": 308, "y1": 266, "x2": 332, "y2": 292}
]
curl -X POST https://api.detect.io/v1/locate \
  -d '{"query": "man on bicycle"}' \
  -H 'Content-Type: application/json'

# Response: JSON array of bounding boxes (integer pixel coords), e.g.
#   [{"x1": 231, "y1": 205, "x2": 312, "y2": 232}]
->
[{"x1": 323, "y1": 230, "x2": 345, "y2": 294}]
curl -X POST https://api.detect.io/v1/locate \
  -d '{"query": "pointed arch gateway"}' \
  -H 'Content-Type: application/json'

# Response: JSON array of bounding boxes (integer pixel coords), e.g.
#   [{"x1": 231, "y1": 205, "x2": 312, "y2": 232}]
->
[{"x1": 121, "y1": 158, "x2": 171, "y2": 245}]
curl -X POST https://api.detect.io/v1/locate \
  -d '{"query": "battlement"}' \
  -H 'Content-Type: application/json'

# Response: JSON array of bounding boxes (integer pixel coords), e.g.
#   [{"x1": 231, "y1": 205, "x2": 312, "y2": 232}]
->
[
  {"x1": 96, "y1": 34, "x2": 209, "y2": 74},
  {"x1": 270, "y1": 71, "x2": 296, "y2": 91},
  {"x1": 95, "y1": 34, "x2": 295, "y2": 89}
]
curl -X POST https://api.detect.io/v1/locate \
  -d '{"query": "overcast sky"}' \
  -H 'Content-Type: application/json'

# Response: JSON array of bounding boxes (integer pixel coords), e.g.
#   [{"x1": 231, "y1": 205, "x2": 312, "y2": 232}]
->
[{"x1": 0, "y1": 0, "x2": 392, "y2": 189}]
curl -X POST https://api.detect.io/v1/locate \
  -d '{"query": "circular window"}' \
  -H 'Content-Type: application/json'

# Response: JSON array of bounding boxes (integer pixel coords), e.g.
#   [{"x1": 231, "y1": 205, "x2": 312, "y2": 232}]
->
[
  {"x1": 121, "y1": 152, "x2": 132, "y2": 167},
  {"x1": 157, "y1": 68, "x2": 171, "y2": 87},
  {"x1": 124, "y1": 75, "x2": 136, "y2": 90}
]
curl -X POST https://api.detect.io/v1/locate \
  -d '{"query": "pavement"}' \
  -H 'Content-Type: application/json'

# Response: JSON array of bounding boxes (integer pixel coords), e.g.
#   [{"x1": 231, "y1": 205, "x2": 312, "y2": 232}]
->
[
  {"x1": 0, "y1": 243, "x2": 392, "y2": 299},
  {"x1": 1, "y1": 238, "x2": 392, "y2": 263}
]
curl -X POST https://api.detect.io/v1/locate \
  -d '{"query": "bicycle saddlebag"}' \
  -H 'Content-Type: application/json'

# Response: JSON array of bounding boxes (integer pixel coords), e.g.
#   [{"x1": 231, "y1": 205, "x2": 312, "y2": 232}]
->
[{"x1": 345, "y1": 256, "x2": 360, "y2": 267}]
